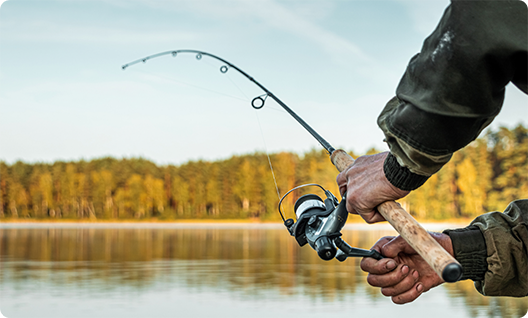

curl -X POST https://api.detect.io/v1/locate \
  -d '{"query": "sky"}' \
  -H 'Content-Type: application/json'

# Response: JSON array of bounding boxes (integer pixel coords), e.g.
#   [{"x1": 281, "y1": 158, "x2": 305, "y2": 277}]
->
[{"x1": 0, "y1": 0, "x2": 527, "y2": 166}]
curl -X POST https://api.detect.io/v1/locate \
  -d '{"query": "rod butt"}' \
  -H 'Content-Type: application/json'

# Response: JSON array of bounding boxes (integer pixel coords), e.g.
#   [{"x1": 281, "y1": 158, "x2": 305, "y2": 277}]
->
[{"x1": 442, "y1": 263, "x2": 463, "y2": 282}]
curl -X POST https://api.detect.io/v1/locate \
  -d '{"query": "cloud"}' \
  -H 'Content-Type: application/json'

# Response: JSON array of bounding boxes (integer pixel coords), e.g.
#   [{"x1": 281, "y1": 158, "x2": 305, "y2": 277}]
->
[
  {"x1": 248, "y1": 0, "x2": 371, "y2": 63},
  {"x1": 1, "y1": 20, "x2": 199, "y2": 44},
  {"x1": 96, "y1": 0, "x2": 372, "y2": 65},
  {"x1": 2, "y1": 0, "x2": 388, "y2": 78}
]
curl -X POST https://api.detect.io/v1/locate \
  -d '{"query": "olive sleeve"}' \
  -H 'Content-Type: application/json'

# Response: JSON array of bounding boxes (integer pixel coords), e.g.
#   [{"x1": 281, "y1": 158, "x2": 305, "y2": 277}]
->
[
  {"x1": 443, "y1": 200, "x2": 528, "y2": 296},
  {"x1": 469, "y1": 200, "x2": 528, "y2": 297},
  {"x1": 378, "y1": 0, "x2": 527, "y2": 190}
]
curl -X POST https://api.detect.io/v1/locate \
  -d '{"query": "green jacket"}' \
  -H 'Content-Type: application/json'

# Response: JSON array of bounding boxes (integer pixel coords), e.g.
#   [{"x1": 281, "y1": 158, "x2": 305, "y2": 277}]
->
[
  {"x1": 444, "y1": 200, "x2": 528, "y2": 296},
  {"x1": 378, "y1": 0, "x2": 527, "y2": 296}
]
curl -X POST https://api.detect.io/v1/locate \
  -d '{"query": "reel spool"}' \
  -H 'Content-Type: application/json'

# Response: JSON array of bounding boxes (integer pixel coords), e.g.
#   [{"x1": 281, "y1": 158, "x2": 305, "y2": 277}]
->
[{"x1": 279, "y1": 184, "x2": 383, "y2": 262}]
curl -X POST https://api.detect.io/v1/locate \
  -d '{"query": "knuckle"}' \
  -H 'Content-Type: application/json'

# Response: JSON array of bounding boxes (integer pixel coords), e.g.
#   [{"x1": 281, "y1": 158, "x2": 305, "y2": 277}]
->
[
  {"x1": 346, "y1": 203, "x2": 357, "y2": 215},
  {"x1": 381, "y1": 287, "x2": 396, "y2": 297},
  {"x1": 355, "y1": 156, "x2": 366, "y2": 164},
  {"x1": 365, "y1": 217, "x2": 377, "y2": 224},
  {"x1": 336, "y1": 172, "x2": 345, "y2": 184},
  {"x1": 366, "y1": 274, "x2": 379, "y2": 287},
  {"x1": 399, "y1": 275, "x2": 416, "y2": 291},
  {"x1": 347, "y1": 190, "x2": 360, "y2": 202},
  {"x1": 359, "y1": 259, "x2": 370, "y2": 272}
]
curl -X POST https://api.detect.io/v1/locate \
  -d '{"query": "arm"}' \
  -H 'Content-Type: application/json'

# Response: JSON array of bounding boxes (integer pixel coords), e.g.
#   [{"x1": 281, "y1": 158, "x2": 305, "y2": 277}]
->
[
  {"x1": 379, "y1": 0, "x2": 527, "y2": 190},
  {"x1": 341, "y1": 0, "x2": 527, "y2": 302},
  {"x1": 338, "y1": 0, "x2": 527, "y2": 221},
  {"x1": 360, "y1": 200, "x2": 528, "y2": 303}
]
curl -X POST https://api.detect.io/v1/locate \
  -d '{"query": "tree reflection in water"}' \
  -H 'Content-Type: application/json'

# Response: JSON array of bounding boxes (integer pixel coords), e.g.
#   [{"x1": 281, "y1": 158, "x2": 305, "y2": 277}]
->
[{"x1": 0, "y1": 225, "x2": 526, "y2": 317}]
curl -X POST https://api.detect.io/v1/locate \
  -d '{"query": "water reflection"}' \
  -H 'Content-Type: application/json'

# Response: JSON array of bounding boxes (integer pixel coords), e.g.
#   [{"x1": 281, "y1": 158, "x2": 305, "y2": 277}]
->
[{"x1": 0, "y1": 225, "x2": 526, "y2": 318}]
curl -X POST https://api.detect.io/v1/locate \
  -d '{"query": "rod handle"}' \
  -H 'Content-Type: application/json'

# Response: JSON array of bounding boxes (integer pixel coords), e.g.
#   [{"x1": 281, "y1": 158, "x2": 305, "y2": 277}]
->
[{"x1": 330, "y1": 149, "x2": 462, "y2": 282}]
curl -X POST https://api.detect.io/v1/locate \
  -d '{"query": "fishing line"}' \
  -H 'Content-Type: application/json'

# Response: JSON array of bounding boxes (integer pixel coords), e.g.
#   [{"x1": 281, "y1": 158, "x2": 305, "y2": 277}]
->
[
  {"x1": 122, "y1": 49, "x2": 333, "y2": 205},
  {"x1": 126, "y1": 53, "x2": 284, "y2": 202},
  {"x1": 225, "y1": 72, "x2": 250, "y2": 100},
  {"x1": 132, "y1": 67, "x2": 291, "y2": 127},
  {"x1": 131, "y1": 66, "x2": 287, "y2": 113},
  {"x1": 254, "y1": 109, "x2": 282, "y2": 203},
  {"x1": 123, "y1": 50, "x2": 335, "y2": 154},
  {"x1": 129, "y1": 68, "x2": 249, "y2": 103}
]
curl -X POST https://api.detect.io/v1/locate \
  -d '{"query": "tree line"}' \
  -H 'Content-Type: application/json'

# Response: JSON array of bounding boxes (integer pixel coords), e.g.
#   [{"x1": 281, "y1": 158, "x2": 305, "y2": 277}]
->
[{"x1": 0, "y1": 125, "x2": 526, "y2": 221}]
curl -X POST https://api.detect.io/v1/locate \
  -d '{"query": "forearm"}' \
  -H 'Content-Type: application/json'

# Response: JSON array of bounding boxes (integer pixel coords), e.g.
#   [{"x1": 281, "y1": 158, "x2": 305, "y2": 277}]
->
[
  {"x1": 378, "y1": 0, "x2": 527, "y2": 191},
  {"x1": 378, "y1": 96, "x2": 495, "y2": 190}
]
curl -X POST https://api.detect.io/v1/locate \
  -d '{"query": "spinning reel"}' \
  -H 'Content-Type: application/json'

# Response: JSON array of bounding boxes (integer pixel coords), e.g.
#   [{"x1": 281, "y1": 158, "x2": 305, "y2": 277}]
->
[{"x1": 279, "y1": 184, "x2": 383, "y2": 262}]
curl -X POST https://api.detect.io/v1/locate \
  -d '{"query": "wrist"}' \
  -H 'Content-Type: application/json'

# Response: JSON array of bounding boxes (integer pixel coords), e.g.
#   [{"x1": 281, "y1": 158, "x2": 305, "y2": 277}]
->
[
  {"x1": 430, "y1": 232, "x2": 454, "y2": 256},
  {"x1": 443, "y1": 226, "x2": 487, "y2": 281},
  {"x1": 383, "y1": 152, "x2": 429, "y2": 191}
]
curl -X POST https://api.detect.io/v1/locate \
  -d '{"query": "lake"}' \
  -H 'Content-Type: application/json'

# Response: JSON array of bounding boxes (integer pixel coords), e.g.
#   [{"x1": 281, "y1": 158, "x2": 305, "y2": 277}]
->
[{"x1": 0, "y1": 223, "x2": 526, "y2": 318}]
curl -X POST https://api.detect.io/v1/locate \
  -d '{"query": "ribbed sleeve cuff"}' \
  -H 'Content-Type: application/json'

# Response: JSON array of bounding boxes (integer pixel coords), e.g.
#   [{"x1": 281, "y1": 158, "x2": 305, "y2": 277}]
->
[
  {"x1": 443, "y1": 226, "x2": 487, "y2": 281},
  {"x1": 383, "y1": 152, "x2": 429, "y2": 191}
]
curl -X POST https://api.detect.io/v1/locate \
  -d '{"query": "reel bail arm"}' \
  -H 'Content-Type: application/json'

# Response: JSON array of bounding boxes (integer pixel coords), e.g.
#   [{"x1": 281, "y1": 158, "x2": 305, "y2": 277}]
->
[{"x1": 282, "y1": 187, "x2": 383, "y2": 262}]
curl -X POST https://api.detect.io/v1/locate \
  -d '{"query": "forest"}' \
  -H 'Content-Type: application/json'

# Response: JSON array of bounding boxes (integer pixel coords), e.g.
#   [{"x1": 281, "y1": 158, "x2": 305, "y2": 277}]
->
[{"x1": 0, "y1": 125, "x2": 526, "y2": 221}]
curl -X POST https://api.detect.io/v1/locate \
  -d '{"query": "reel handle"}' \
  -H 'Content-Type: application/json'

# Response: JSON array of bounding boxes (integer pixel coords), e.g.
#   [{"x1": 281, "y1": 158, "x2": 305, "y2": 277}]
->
[{"x1": 330, "y1": 149, "x2": 462, "y2": 283}]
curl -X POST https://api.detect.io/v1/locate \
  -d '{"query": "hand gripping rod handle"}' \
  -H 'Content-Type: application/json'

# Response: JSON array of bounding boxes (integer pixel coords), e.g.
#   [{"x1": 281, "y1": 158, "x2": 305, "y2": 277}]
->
[{"x1": 330, "y1": 150, "x2": 462, "y2": 283}]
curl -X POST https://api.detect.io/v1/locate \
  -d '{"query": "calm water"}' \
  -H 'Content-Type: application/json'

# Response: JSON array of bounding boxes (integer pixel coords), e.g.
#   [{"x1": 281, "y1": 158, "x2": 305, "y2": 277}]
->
[{"x1": 0, "y1": 223, "x2": 526, "y2": 318}]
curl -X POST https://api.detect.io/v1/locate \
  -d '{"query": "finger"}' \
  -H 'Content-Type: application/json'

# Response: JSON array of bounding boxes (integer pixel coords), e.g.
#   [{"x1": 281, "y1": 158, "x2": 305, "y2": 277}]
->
[
  {"x1": 336, "y1": 170, "x2": 346, "y2": 186},
  {"x1": 345, "y1": 200, "x2": 358, "y2": 215},
  {"x1": 361, "y1": 210, "x2": 386, "y2": 224},
  {"x1": 339, "y1": 184, "x2": 347, "y2": 197},
  {"x1": 382, "y1": 236, "x2": 417, "y2": 258},
  {"x1": 360, "y1": 257, "x2": 397, "y2": 275},
  {"x1": 359, "y1": 236, "x2": 394, "y2": 275},
  {"x1": 336, "y1": 172, "x2": 347, "y2": 195},
  {"x1": 371, "y1": 236, "x2": 395, "y2": 250},
  {"x1": 391, "y1": 282, "x2": 424, "y2": 305},
  {"x1": 367, "y1": 264, "x2": 412, "y2": 288},
  {"x1": 336, "y1": 166, "x2": 353, "y2": 190},
  {"x1": 380, "y1": 268, "x2": 420, "y2": 296}
]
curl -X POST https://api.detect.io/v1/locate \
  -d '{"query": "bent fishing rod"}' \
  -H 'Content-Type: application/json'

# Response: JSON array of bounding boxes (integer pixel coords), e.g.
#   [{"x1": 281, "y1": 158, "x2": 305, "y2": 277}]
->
[
  {"x1": 123, "y1": 50, "x2": 335, "y2": 155},
  {"x1": 122, "y1": 49, "x2": 462, "y2": 283}
]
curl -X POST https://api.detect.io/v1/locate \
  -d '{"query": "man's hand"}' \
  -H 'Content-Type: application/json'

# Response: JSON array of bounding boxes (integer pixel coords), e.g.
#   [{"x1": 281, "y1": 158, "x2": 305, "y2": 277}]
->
[
  {"x1": 360, "y1": 233, "x2": 454, "y2": 304},
  {"x1": 336, "y1": 151, "x2": 409, "y2": 223}
]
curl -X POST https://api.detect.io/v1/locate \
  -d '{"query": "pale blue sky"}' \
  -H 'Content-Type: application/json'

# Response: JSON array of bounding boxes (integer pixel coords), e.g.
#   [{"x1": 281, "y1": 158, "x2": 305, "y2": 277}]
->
[{"x1": 1, "y1": 0, "x2": 526, "y2": 165}]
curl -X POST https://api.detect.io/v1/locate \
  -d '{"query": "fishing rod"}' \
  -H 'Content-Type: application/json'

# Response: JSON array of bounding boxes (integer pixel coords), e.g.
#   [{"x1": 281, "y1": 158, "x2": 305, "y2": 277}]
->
[
  {"x1": 122, "y1": 50, "x2": 462, "y2": 282},
  {"x1": 122, "y1": 49, "x2": 335, "y2": 155}
]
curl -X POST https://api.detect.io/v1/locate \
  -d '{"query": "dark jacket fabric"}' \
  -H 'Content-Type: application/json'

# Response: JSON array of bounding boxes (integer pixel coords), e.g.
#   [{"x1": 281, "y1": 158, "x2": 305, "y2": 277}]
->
[
  {"x1": 378, "y1": 0, "x2": 528, "y2": 296},
  {"x1": 379, "y1": 0, "x2": 527, "y2": 189},
  {"x1": 444, "y1": 200, "x2": 528, "y2": 297}
]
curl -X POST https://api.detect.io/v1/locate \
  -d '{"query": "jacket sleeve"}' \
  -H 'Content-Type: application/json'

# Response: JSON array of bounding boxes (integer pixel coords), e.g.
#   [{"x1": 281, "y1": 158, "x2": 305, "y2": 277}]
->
[
  {"x1": 444, "y1": 200, "x2": 528, "y2": 297},
  {"x1": 378, "y1": 0, "x2": 527, "y2": 191}
]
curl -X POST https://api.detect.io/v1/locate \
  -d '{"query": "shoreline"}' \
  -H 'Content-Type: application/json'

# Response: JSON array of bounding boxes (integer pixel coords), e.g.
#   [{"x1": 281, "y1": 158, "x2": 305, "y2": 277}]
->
[{"x1": 0, "y1": 218, "x2": 470, "y2": 231}]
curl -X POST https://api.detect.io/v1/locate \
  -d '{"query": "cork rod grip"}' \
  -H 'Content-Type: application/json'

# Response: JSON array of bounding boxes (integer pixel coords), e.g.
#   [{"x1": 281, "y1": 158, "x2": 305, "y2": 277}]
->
[{"x1": 330, "y1": 149, "x2": 462, "y2": 282}]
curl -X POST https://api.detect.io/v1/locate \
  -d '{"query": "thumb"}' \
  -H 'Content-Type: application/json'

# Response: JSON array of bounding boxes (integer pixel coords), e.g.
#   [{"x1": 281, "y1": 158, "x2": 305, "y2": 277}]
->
[
  {"x1": 381, "y1": 236, "x2": 417, "y2": 258},
  {"x1": 336, "y1": 170, "x2": 349, "y2": 196}
]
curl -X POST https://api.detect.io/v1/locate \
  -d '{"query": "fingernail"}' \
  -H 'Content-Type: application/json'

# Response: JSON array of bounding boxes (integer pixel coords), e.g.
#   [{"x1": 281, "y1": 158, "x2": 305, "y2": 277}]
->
[
  {"x1": 416, "y1": 283, "x2": 423, "y2": 293},
  {"x1": 401, "y1": 265, "x2": 409, "y2": 275},
  {"x1": 413, "y1": 270, "x2": 419, "y2": 279},
  {"x1": 386, "y1": 260, "x2": 396, "y2": 270}
]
